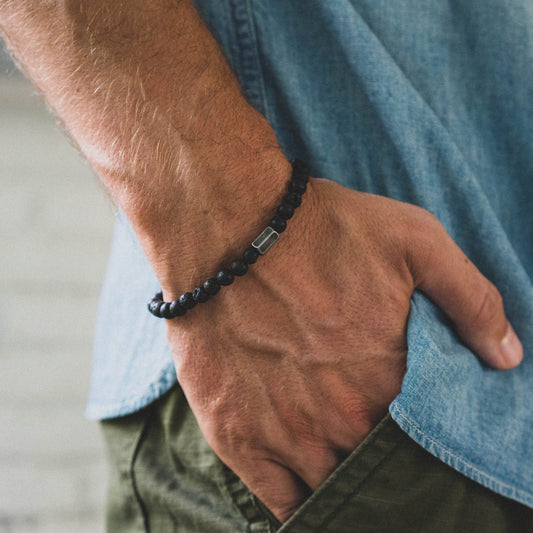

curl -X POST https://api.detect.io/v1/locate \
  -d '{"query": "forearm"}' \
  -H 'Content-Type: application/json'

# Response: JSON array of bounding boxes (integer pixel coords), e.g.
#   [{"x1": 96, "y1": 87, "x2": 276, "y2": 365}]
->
[{"x1": 0, "y1": 0, "x2": 291, "y2": 293}]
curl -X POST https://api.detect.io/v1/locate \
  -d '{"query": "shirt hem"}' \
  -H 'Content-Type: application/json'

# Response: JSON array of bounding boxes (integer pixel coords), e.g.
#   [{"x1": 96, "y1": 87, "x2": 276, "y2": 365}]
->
[
  {"x1": 390, "y1": 401, "x2": 533, "y2": 510},
  {"x1": 85, "y1": 362, "x2": 178, "y2": 421}
]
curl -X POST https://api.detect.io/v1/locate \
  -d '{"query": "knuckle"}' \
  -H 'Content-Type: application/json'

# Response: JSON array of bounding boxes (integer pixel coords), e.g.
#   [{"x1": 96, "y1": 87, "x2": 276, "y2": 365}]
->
[
  {"x1": 204, "y1": 413, "x2": 252, "y2": 456},
  {"x1": 400, "y1": 204, "x2": 444, "y2": 246},
  {"x1": 403, "y1": 210, "x2": 445, "y2": 284},
  {"x1": 418, "y1": 213, "x2": 446, "y2": 244},
  {"x1": 272, "y1": 499, "x2": 305, "y2": 523},
  {"x1": 405, "y1": 205, "x2": 443, "y2": 235},
  {"x1": 472, "y1": 281, "x2": 504, "y2": 328}
]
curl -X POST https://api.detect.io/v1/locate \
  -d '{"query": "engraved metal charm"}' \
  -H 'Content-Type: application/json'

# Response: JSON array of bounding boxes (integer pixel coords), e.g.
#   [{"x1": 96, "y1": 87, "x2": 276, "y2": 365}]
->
[{"x1": 252, "y1": 226, "x2": 279, "y2": 254}]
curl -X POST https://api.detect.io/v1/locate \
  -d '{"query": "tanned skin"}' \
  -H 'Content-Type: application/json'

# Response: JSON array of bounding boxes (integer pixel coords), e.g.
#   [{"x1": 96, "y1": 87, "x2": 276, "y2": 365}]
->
[{"x1": 0, "y1": 0, "x2": 522, "y2": 521}]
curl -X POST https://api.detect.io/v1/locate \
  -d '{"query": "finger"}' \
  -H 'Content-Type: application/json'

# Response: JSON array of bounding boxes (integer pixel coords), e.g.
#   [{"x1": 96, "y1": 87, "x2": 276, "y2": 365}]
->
[
  {"x1": 288, "y1": 447, "x2": 346, "y2": 492},
  {"x1": 243, "y1": 459, "x2": 311, "y2": 523},
  {"x1": 407, "y1": 214, "x2": 523, "y2": 369}
]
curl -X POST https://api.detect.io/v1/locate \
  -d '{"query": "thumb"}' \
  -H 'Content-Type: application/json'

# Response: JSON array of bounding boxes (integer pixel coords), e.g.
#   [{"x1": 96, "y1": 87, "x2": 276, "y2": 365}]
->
[{"x1": 407, "y1": 215, "x2": 523, "y2": 369}]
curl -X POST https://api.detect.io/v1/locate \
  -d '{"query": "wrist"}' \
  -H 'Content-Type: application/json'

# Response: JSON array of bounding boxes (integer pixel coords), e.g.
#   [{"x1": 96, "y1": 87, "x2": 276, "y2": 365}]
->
[
  {"x1": 166, "y1": 175, "x2": 324, "y2": 345},
  {"x1": 147, "y1": 158, "x2": 314, "y2": 322},
  {"x1": 135, "y1": 144, "x2": 293, "y2": 299}
]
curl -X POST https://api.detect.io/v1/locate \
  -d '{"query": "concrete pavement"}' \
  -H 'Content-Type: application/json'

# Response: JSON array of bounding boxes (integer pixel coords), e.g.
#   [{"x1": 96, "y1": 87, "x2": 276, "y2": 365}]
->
[{"x1": 1, "y1": 76, "x2": 112, "y2": 533}]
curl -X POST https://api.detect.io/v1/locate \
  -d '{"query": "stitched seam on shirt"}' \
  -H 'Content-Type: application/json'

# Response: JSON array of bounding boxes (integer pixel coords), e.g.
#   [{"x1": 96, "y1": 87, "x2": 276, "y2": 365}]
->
[
  {"x1": 392, "y1": 406, "x2": 533, "y2": 500},
  {"x1": 228, "y1": 0, "x2": 267, "y2": 115},
  {"x1": 244, "y1": 0, "x2": 271, "y2": 122}
]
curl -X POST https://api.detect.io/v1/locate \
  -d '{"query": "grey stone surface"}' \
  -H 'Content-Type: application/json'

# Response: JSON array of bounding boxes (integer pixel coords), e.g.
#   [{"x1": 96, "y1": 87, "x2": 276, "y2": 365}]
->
[{"x1": 1, "y1": 76, "x2": 113, "y2": 532}]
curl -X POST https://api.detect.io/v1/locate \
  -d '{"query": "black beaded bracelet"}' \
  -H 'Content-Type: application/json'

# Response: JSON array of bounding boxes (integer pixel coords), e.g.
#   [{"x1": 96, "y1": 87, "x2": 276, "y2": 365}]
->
[{"x1": 147, "y1": 158, "x2": 310, "y2": 319}]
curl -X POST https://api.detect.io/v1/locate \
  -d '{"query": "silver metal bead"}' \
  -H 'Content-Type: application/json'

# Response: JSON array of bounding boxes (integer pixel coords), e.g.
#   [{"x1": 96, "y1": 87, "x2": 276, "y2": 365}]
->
[{"x1": 252, "y1": 226, "x2": 279, "y2": 255}]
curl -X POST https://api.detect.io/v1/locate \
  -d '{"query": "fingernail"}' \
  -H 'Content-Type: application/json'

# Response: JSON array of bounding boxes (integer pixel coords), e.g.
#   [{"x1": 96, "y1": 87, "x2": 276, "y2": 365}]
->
[{"x1": 500, "y1": 323, "x2": 523, "y2": 367}]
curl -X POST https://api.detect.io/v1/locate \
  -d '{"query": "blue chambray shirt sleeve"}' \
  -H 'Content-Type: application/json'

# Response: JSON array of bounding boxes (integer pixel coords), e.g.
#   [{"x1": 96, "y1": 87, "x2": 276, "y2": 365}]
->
[{"x1": 85, "y1": 212, "x2": 176, "y2": 420}]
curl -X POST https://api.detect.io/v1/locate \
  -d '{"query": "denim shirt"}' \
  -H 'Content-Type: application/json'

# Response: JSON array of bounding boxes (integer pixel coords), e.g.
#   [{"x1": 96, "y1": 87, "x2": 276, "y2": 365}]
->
[{"x1": 87, "y1": 0, "x2": 533, "y2": 509}]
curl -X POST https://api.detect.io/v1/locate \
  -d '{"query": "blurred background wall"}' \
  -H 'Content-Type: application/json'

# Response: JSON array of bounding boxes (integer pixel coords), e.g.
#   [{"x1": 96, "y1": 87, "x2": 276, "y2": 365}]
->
[{"x1": 0, "y1": 40, "x2": 112, "y2": 532}]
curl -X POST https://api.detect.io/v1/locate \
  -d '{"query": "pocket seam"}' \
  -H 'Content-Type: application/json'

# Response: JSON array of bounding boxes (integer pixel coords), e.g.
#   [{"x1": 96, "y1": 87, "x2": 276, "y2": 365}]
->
[{"x1": 279, "y1": 414, "x2": 404, "y2": 532}]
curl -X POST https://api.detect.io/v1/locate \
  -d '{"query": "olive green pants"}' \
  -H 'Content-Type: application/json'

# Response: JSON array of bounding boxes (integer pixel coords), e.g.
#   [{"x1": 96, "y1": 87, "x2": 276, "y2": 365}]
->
[{"x1": 101, "y1": 385, "x2": 532, "y2": 532}]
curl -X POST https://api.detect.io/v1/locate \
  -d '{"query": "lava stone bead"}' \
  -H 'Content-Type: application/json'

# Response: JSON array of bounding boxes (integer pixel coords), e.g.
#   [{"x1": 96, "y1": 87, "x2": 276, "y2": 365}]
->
[
  {"x1": 231, "y1": 259, "x2": 248, "y2": 276},
  {"x1": 192, "y1": 286, "x2": 209, "y2": 303},
  {"x1": 289, "y1": 180, "x2": 307, "y2": 195},
  {"x1": 160, "y1": 302, "x2": 173, "y2": 319},
  {"x1": 277, "y1": 203, "x2": 295, "y2": 220},
  {"x1": 217, "y1": 269, "x2": 235, "y2": 286},
  {"x1": 148, "y1": 300, "x2": 163, "y2": 317},
  {"x1": 204, "y1": 278, "x2": 221, "y2": 295},
  {"x1": 291, "y1": 159, "x2": 309, "y2": 181},
  {"x1": 270, "y1": 216, "x2": 287, "y2": 233},
  {"x1": 179, "y1": 292, "x2": 196, "y2": 309},
  {"x1": 169, "y1": 300, "x2": 186, "y2": 317},
  {"x1": 243, "y1": 247, "x2": 260, "y2": 264},
  {"x1": 283, "y1": 192, "x2": 302, "y2": 208}
]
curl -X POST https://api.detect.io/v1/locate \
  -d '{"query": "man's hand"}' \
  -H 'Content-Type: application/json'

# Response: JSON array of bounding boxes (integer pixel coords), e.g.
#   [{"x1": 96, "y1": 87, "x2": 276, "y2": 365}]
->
[
  {"x1": 1, "y1": 0, "x2": 522, "y2": 524},
  {"x1": 166, "y1": 178, "x2": 523, "y2": 522}
]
